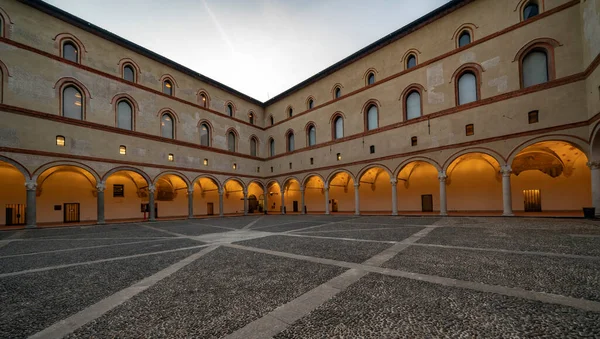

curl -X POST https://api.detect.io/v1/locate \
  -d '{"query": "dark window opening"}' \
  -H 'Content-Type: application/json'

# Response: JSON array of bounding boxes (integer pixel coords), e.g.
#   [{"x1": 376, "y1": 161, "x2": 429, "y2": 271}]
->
[
  {"x1": 411, "y1": 136, "x2": 418, "y2": 146},
  {"x1": 369, "y1": 145, "x2": 375, "y2": 154},
  {"x1": 465, "y1": 124, "x2": 474, "y2": 136},
  {"x1": 528, "y1": 110, "x2": 539, "y2": 124},
  {"x1": 113, "y1": 184, "x2": 124, "y2": 197}
]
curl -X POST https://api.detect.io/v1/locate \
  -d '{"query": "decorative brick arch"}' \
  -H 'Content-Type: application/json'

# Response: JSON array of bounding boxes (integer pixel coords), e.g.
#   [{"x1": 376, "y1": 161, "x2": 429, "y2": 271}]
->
[
  {"x1": 363, "y1": 67, "x2": 378, "y2": 86},
  {"x1": 118, "y1": 58, "x2": 141, "y2": 83},
  {"x1": 157, "y1": 108, "x2": 179, "y2": 139},
  {"x1": 0, "y1": 6, "x2": 13, "y2": 39},
  {"x1": 362, "y1": 99, "x2": 382, "y2": 132},
  {"x1": 329, "y1": 111, "x2": 346, "y2": 141},
  {"x1": 285, "y1": 128, "x2": 295, "y2": 152},
  {"x1": 515, "y1": 0, "x2": 545, "y2": 21},
  {"x1": 401, "y1": 48, "x2": 421, "y2": 69},
  {"x1": 53, "y1": 77, "x2": 92, "y2": 120},
  {"x1": 306, "y1": 96, "x2": 316, "y2": 110},
  {"x1": 451, "y1": 62, "x2": 484, "y2": 106},
  {"x1": 249, "y1": 134, "x2": 260, "y2": 156},
  {"x1": 285, "y1": 105, "x2": 294, "y2": 118},
  {"x1": 305, "y1": 121, "x2": 317, "y2": 147},
  {"x1": 196, "y1": 89, "x2": 211, "y2": 108},
  {"x1": 400, "y1": 83, "x2": 425, "y2": 121},
  {"x1": 111, "y1": 93, "x2": 139, "y2": 131},
  {"x1": 225, "y1": 127, "x2": 240, "y2": 152},
  {"x1": 224, "y1": 101, "x2": 237, "y2": 117},
  {"x1": 513, "y1": 38, "x2": 560, "y2": 89},
  {"x1": 452, "y1": 23, "x2": 478, "y2": 48},
  {"x1": 197, "y1": 119, "x2": 214, "y2": 146},
  {"x1": 53, "y1": 33, "x2": 87, "y2": 63},
  {"x1": 331, "y1": 83, "x2": 344, "y2": 100}
]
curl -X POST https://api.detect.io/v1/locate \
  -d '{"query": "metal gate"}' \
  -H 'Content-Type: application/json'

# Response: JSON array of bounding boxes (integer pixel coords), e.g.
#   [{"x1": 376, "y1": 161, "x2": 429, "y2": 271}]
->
[
  {"x1": 523, "y1": 190, "x2": 542, "y2": 212},
  {"x1": 5, "y1": 204, "x2": 26, "y2": 225},
  {"x1": 63, "y1": 203, "x2": 80, "y2": 223}
]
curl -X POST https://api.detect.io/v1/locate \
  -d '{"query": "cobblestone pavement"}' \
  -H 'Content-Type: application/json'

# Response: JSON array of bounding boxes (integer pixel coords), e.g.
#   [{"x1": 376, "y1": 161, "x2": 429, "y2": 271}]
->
[{"x1": 0, "y1": 215, "x2": 599, "y2": 338}]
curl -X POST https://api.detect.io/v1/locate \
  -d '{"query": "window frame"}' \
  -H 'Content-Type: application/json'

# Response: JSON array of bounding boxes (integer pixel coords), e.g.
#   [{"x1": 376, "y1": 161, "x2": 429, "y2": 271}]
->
[
  {"x1": 122, "y1": 64, "x2": 136, "y2": 82},
  {"x1": 250, "y1": 136, "x2": 258, "y2": 157},
  {"x1": 515, "y1": 39, "x2": 558, "y2": 89},
  {"x1": 162, "y1": 80, "x2": 173, "y2": 96},
  {"x1": 160, "y1": 112, "x2": 176, "y2": 139},
  {"x1": 364, "y1": 102, "x2": 379, "y2": 131},
  {"x1": 198, "y1": 121, "x2": 211, "y2": 147},
  {"x1": 61, "y1": 85, "x2": 84, "y2": 120},
  {"x1": 451, "y1": 63, "x2": 483, "y2": 107},
  {"x1": 331, "y1": 113, "x2": 345, "y2": 140},
  {"x1": 401, "y1": 84, "x2": 425, "y2": 122},
  {"x1": 227, "y1": 129, "x2": 238, "y2": 152},
  {"x1": 458, "y1": 30, "x2": 471, "y2": 48},
  {"x1": 62, "y1": 41, "x2": 80, "y2": 63},
  {"x1": 269, "y1": 138, "x2": 275, "y2": 157},
  {"x1": 306, "y1": 122, "x2": 317, "y2": 147},
  {"x1": 116, "y1": 99, "x2": 134, "y2": 131},
  {"x1": 406, "y1": 54, "x2": 417, "y2": 69},
  {"x1": 248, "y1": 112, "x2": 255, "y2": 125},
  {"x1": 286, "y1": 130, "x2": 295, "y2": 153}
]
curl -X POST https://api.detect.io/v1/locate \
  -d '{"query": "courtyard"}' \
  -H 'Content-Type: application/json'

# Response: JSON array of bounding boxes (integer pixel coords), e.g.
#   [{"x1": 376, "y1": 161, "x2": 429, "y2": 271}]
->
[{"x1": 1, "y1": 215, "x2": 600, "y2": 338}]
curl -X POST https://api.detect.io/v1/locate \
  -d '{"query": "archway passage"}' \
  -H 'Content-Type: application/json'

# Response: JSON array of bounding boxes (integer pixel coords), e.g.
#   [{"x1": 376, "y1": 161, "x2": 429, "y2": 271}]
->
[
  {"x1": 304, "y1": 175, "x2": 325, "y2": 214},
  {"x1": 154, "y1": 174, "x2": 189, "y2": 219},
  {"x1": 0, "y1": 161, "x2": 27, "y2": 226},
  {"x1": 283, "y1": 179, "x2": 302, "y2": 213},
  {"x1": 247, "y1": 182, "x2": 264, "y2": 214},
  {"x1": 266, "y1": 182, "x2": 282, "y2": 214},
  {"x1": 358, "y1": 167, "x2": 391, "y2": 214},
  {"x1": 397, "y1": 161, "x2": 440, "y2": 214},
  {"x1": 104, "y1": 170, "x2": 149, "y2": 221},
  {"x1": 446, "y1": 153, "x2": 502, "y2": 214},
  {"x1": 223, "y1": 179, "x2": 244, "y2": 215},
  {"x1": 36, "y1": 165, "x2": 98, "y2": 224},
  {"x1": 193, "y1": 177, "x2": 221, "y2": 216},
  {"x1": 328, "y1": 171, "x2": 355, "y2": 213},
  {"x1": 510, "y1": 141, "x2": 590, "y2": 215}
]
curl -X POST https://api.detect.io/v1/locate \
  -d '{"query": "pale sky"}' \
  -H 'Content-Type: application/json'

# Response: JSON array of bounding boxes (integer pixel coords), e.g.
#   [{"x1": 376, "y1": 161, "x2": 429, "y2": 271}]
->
[{"x1": 44, "y1": 0, "x2": 449, "y2": 102}]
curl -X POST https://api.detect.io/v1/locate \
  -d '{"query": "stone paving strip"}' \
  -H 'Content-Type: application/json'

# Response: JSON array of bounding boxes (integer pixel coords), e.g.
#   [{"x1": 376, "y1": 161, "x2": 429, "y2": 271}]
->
[
  {"x1": 28, "y1": 245, "x2": 220, "y2": 339},
  {"x1": 294, "y1": 226, "x2": 428, "y2": 242},
  {"x1": 224, "y1": 227, "x2": 436, "y2": 339},
  {"x1": 18, "y1": 224, "x2": 175, "y2": 240},
  {"x1": 281, "y1": 232, "x2": 397, "y2": 244},
  {"x1": 242, "y1": 215, "x2": 264, "y2": 229}
]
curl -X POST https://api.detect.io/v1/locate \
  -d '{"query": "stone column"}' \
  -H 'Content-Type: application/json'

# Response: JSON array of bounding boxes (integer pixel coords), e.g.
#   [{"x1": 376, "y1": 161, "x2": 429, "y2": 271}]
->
[
  {"x1": 391, "y1": 179, "x2": 398, "y2": 216},
  {"x1": 280, "y1": 188, "x2": 285, "y2": 214},
  {"x1": 243, "y1": 188, "x2": 248, "y2": 216},
  {"x1": 354, "y1": 183, "x2": 360, "y2": 215},
  {"x1": 25, "y1": 180, "x2": 37, "y2": 228},
  {"x1": 187, "y1": 187, "x2": 194, "y2": 219},
  {"x1": 324, "y1": 183, "x2": 330, "y2": 215},
  {"x1": 218, "y1": 189, "x2": 224, "y2": 217},
  {"x1": 501, "y1": 165, "x2": 514, "y2": 216},
  {"x1": 96, "y1": 182, "x2": 106, "y2": 224},
  {"x1": 264, "y1": 189, "x2": 269, "y2": 215},
  {"x1": 300, "y1": 186, "x2": 306, "y2": 214},
  {"x1": 588, "y1": 161, "x2": 600, "y2": 217},
  {"x1": 148, "y1": 184, "x2": 156, "y2": 221},
  {"x1": 438, "y1": 171, "x2": 448, "y2": 216}
]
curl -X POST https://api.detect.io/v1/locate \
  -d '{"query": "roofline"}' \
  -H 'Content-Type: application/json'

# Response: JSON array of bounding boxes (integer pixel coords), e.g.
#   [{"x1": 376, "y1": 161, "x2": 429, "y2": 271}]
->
[
  {"x1": 263, "y1": 0, "x2": 472, "y2": 106},
  {"x1": 23, "y1": 0, "x2": 264, "y2": 106}
]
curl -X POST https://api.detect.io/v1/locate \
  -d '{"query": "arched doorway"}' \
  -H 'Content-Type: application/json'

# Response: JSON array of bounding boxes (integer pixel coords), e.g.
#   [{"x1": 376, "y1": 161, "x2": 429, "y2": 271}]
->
[
  {"x1": 510, "y1": 141, "x2": 590, "y2": 215},
  {"x1": 303, "y1": 175, "x2": 325, "y2": 214},
  {"x1": 0, "y1": 159, "x2": 27, "y2": 226},
  {"x1": 266, "y1": 181, "x2": 282, "y2": 213},
  {"x1": 357, "y1": 166, "x2": 392, "y2": 214},
  {"x1": 283, "y1": 178, "x2": 302, "y2": 213},
  {"x1": 154, "y1": 173, "x2": 189, "y2": 219},
  {"x1": 327, "y1": 170, "x2": 355, "y2": 213},
  {"x1": 104, "y1": 168, "x2": 150, "y2": 221},
  {"x1": 247, "y1": 181, "x2": 265, "y2": 214},
  {"x1": 192, "y1": 176, "x2": 221, "y2": 216},
  {"x1": 397, "y1": 161, "x2": 440, "y2": 213},
  {"x1": 223, "y1": 179, "x2": 245, "y2": 215}
]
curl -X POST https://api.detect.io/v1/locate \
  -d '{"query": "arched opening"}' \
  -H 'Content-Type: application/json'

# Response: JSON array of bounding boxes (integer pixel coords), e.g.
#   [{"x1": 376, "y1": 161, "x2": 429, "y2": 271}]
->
[
  {"x1": 192, "y1": 176, "x2": 221, "y2": 216},
  {"x1": 269, "y1": 138, "x2": 276, "y2": 157},
  {"x1": 250, "y1": 137, "x2": 258, "y2": 157},
  {"x1": 62, "y1": 85, "x2": 83, "y2": 120},
  {"x1": 199, "y1": 123, "x2": 210, "y2": 146},
  {"x1": 116, "y1": 100, "x2": 133, "y2": 130},
  {"x1": 154, "y1": 173, "x2": 189, "y2": 219},
  {"x1": 123, "y1": 64, "x2": 136, "y2": 82},
  {"x1": 163, "y1": 80, "x2": 173, "y2": 96},
  {"x1": 283, "y1": 179, "x2": 302, "y2": 213},
  {"x1": 366, "y1": 104, "x2": 378, "y2": 131},
  {"x1": 510, "y1": 141, "x2": 590, "y2": 215},
  {"x1": 0, "y1": 160, "x2": 27, "y2": 226},
  {"x1": 62, "y1": 41, "x2": 79, "y2": 63},
  {"x1": 104, "y1": 169, "x2": 150, "y2": 221},
  {"x1": 406, "y1": 54, "x2": 417, "y2": 69},
  {"x1": 358, "y1": 167, "x2": 391, "y2": 214},
  {"x1": 161, "y1": 113, "x2": 175, "y2": 139},
  {"x1": 223, "y1": 179, "x2": 245, "y2": 215},
  {"x1": 247, "y1": 182, "x2": 265, "y2": 214},
  {"x1": 307, "y1": 124, "x2": 316, "y2": 147},
  {"x1": 328, "y1": 171, "x2": 355, "y2": 213},
  {"x1": 458, "y1": 31, "x2": 471, "y2": 47},
  {"x1": 446, "y1": 153, "x2": 503, "y2": 213},
  {"x1": 397, "y1": 161, "x2": 440, "y2": 213},
  {"x1": 303, "y1": 175, "x2": 325, "y2": 213},
  {"x1": 266, "y1": 181, "x2": 282, "y2": 213},
  {"x1": 36, "y1": 165, "x2": 98, "y2": 224},
  {"x1": 367, "y1": 72, "x2": 375, "y2": 85},
  {"x1": 522, "y1": 49, "x2": 549, "y2": 88},
  {"x1": 523, "y1": 1, "x2": 539, "y2": 20}
]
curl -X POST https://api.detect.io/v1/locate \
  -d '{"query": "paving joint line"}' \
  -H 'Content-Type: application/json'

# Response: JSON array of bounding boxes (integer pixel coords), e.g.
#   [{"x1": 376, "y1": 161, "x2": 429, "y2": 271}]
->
[{"x1": 242, "y1": 216, "x2": 264, "y2": 229}]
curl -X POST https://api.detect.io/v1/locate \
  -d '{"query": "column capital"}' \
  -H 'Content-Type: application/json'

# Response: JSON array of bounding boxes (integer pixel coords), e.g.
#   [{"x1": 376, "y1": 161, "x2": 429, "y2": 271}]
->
[
  {"x1": 500, "y1": 165, "x2": 512, "y2": 177},
  {"x1": 148, "y1": 184, "x2": 156, "y2": 193},
  {"x1": 354, "y1": 182, "x2": 360, "y2": 188},
  {"x1": 187, "y1": 186, "x2": 195, "y2": 194},
  {"x1": 587, "y1": 161, "x2": 600, "y2": 170},
  {"x1": 25, "y1": 180, "x2": 37, "y2": 191},
  {"x1": 390, "y1": 178, "x2": 397, "y2": 185},
  {"x1": 218, "y1": 189, "x2": 224, "y2": 195},
  {"x1": 299, "y1": 186, "x2": 305, "y2": 192},
  {"x1": 324, "y1": 183, "x2": 329, "y2": 190},
  {"x1": 438, "y1": 171, "x2": 447, "y2": 181},
  {"x1": 243, "y1": 188, "x2": 248, "y2": 195},
  {"x1": 96, "y1": 182, "x2": 106, "y2": 192}
]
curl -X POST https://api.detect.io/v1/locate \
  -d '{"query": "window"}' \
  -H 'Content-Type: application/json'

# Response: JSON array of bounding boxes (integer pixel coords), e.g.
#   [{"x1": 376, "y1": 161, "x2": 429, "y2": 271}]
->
[
  {"x1": 203, "y1": 159, "x2": 208, "y2": 166},
  {"x1": 56, "y1": 135, "x2": 65, "y2": 146},
  {"x1": 406, "y1": 55, "x2": 417, "y2": 69},
  {"x1": 200, "y1": 94, "x2": 208, "y2": 108},
  {"x1": 168, "y1": 153, "x2": 174, "y2": 162},
  {"x1": 528, "y1": 110, "x2": 539, "y2": 124},
  {"x1": 411, "y1": 136, "x2": 418, "y2": 146},
  {"x1": 336, "y1": 153, "x2": 341, "y2": 161},
  {"x1": 271, "y1": 166, "x2": 274, "y2": 173},
  {"x1": 227, "y1": 104, "x2": 233, "y2": 117},
  {"x1": 249, "y1": 112, "x2": 255, "y2": 125},
  {"x1": 62, "y1": 85, "x2": 83, "y2": 120},
  {"x1": 523, "y1": 2, "x2": 539, "y2": 20},
  {"x1": 334, "y1": 116, "x2": 344, "y2": 139},
  {"x1": 269, "y1": 138, "x2": 275, "y2": 157},
  {"x1": 287, "y1": 132, "x2": 295, "y2": 152},
  {"x1": 162, "y1": 80, "x2": 173, "y2": 96},
  {"x1": 310, "y1": 158, "x2": 314, "y2": 165},
  {"x1": 250, "y1": 137, "x2": 257, "y2": 156},
  {"x1": 228, "y1": 131, "x2": 236, "y2": 152},
  {"x1": 308, "y1": 125, "x2": 316, "y2": 146},
  {"x1": 233, "y1": 163, "x2": 237, "y2": 170},
  {"x1": 119, "y1": 145, "x2": 127, "y2": 155},
  {"x1": 457, "y1": 72, "x2": 478, "y2": 105},
  {"x1": 334, "y1": 87, "x2": 341, "y2": 99},
  {"x1": 123, "y1": 65, "x2": 135, "y2": 82},
  {"x1": 199, "y1": 123, "x2": 210, "y2": 146},
  {"x1": 366, "y1": 105, "x2": 378, "y2": 131},
  {"x1": 367, "y1": 73, "x2": 375, "y2": 85},
  {"x1": 522, "y1": 50, "x2": 549, "y2": 88},
  {"x1": 465, "y1": 124, "x2": 474, "y2": 136},
  {"x1": 458, "y1": 31, "x2": 471, "y2": 48},
  {"x1": 289, "y1": 163, "x2": 292, "y2": 169},
  {"x1": 288, "y1": 107, "x2": 293, "y2": 118},
  {"x1": 117, "y1": 100, "x2": 133, "y2": 130},
  {"x1": 308, "y1": 98, "x2": 314, "y2": 110},
  {"x1": 369, "y1": 145, "x2": 375, "y2": 154},
  {"x1": 270, "y1": 116, "x2": 274, "y2": 126},
  {"x1": 63, "y1": 42, "x2": 78, "y2": 63},
  {"x1": 161, "y1": 113, "x2": 174, "y2": 139},
  {"x1": 113, "y1": 184, "x2": 124, "y2": 197},
  {"x1": 405, "y1": 91, "x2": 421, "y2": 120},
  {"x1": 257, "y1": 167, "x2": 260, "y2": 173}
]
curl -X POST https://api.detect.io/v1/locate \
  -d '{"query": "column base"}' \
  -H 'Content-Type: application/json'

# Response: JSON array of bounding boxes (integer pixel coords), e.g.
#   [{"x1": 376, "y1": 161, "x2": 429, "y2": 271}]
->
[
  {"x1": 391, "y1": 212, "x2": 398, "y2": 216},
  {"x1": 25, "y1": 224, "x2": 36, "y2": 229},
  {"x1": 188, "y1": 216, "x2": 194, "y2": 219},
  {"x1": 439, "y1": 212, "x2": 448, "y2": 216},
  {"x1": 97, "y1": 221, "x2": 106, "y2": 225},
  {"x1": 502, "y1": 213, "x2": 515, "y2": 217},
  {"x1": 354, "y1": 212, "x2": 360, "y2": 216}
]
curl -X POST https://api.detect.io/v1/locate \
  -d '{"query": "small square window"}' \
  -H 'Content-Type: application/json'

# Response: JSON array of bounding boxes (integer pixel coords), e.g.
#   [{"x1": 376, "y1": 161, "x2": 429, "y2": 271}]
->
[
  {"x1": 310, "y1": 158, "x2": 314, "y2": 165},
  {"x1": 168, "y1": 153, "x2": 174, "y2": 162},
  {"x1": 289, "y1": 162, "x2": 292, "y2": 169},
  {"x1": 257, "y1": 167, "x2": 260, "y2": 173},
  {"x1": 528, "y1": 110, "x2": 539, "y2": 124},
  {"x1": 270, "y1": 166, "x2": 273, "y2": 173},
  {"x1": 203, "y1": 159, "x2": 208, "y2": 166},
  {"x1": 411, "y1": 136, "x2": 418, "y2": 146},
  {"x1": 465, "y1": 124, "x2": 474, "y2": 136},
  {"x1": 233, "y1": 163, "x2": 237, "y2": 170},
  {"x1": 56, "y1": 135, "x2": 65, "y2": 146},
  {"x1": 119, "y1": 145, "x2": 126, "y2": 155},
  {"x1": 369, "y1": 145, "x2": 375, "y2": 154},
  {"x1": 113, "y1": 184, "x2": 124, "y2": 197},
  {"x1": 336, "y1": 153, "x2": 341, "y2": 161}
]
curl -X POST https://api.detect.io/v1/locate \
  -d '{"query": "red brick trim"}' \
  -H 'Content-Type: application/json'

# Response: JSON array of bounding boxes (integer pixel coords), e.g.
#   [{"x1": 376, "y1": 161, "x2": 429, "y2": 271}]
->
[
  {"x1": 226, "y1": 128, "x2": 239, "y2": 152},
  {"x1": 515, "y1": 38, "x2": 559, "y2": 89},
  {"x1": 157, "y1": 109, "x2": 178, "y2": 139},
  {"x1": 0, "y1": 6, "x2": 12, "y2": 39},
  {"x1": 362, "y1": 99, "x2": 381, "y2": 131},
  {"x1": 451, "y1": 23, "x2": 478, "y2": 46},
  {"x1": 118, "y1": 58, "x2": 141, "y2": 83},
  {"x1": 197, "y1": 119, "x2": 213, "y2": 146},
  {"x1": 363, "y1": 68, "x2": 378, "y2": 87},
  {"x1": 54, "y1": 77, "x2": 91, "y2": 120},
  {"x1": 159, "y1": 74, "x2": 178, "y2": 96},
  {"x1": 516, "y1": 0, "x2": 545, "y2": 21},
  {"x1": 224, "y1": 101, "x2": 236, "y2": 118},
  {"x1": 196, "y1": 89, "x2": 211, "y2": 108},
  {"x1": 400, "y1": 84, "x2": 425, "y2": 122},
  {"x1": 451, "y1": 63, "x2": 483, "y2": 106},
  {"x1": 111, "y1": 93, "x2": 138, "y2": 131},
  {"x1": 306, "y1": 96, "x2": 316, "y2": 110},
  {"x1": 285, "y1": 129, "x2": 295, "y2": 152},
  {"x1": 305, "y1": 121, "x2": 317, "y2": 147},
  {"x1": 54, "y1": 33, "x2": 86, "y2": 64},
  {"x1": 331, "y1": 83, "x2": 343, "y2": 100},
  {"x1": 330, "y1": 112, "x2": 345, "y2": 141},
  {"x1": 402, "y1": 48, "x2": 421, "y2": 70}
]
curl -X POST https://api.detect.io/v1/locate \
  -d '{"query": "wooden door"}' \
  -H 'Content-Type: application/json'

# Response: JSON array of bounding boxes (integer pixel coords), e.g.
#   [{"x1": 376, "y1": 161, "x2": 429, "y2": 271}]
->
[
  {"x1": 207, "y1": 202, "x2": 214, "y2": 215},
  {"x1": 421, "y1": 195, "x2": 433, "y2": 212},
  {"x1": 63, "y1": 203, "x2": 80, "y2": 223},
  {"x1": 523, "y1": 190, "x2": 542, "y2": 212}
]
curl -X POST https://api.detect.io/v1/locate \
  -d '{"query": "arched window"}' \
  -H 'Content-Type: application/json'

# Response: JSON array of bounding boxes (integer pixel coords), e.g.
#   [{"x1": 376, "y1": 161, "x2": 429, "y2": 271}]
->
[
  {"x1": 250, "y1": 137, "x2": 257, "y2": 156},
  {"x1": 457, "y1": 71, "x2": 478, "y2": 105},
  {"x1": 228, "y1": 131, "x2": 236, "y2": 152},
  {"x1": 62, "y1": 42, "x2": 79, "y2": 63},
  {"x1": 117, "y1": 100, "x2": 133, "y2": 130},
  {"x1": 269, "y1": 138, "x2": 275, "y2": 157},
  {"x1": 62, "y1": 86, "x2": 83, "y2": 120},
  {"x1": 123, "y1": 65, "x2": 135, "y2": 82},
  {"x1": 308, "y1": 98, "x2": 314, "y2": 110},
  {"x1": 334, "y1": 87, "x2": 341, "y2": 99},
  {"x1": 163, "y1": 80, "x2": 173, "y2": 96},
  {"x1": 227, "y1": 104, "x2": 233, "y2": 117},
  {"x1": 199, "y1": 123, "x2": 210, "y2": 146},
  {"x1": 249, "y1": 112, "x2": 255, "y2": 125},
  {"x1": 287, "y1": 132, "x2": 295, "y2": 152},
  {"x1": 523, "y1": 2, "x2": 539, "y2": 20},
  {"x1": 334, "y1": 116, "x2": 344, "y2": 139},
  {"x1": 522, "y1": 49, "x2": 549, "y2": 88},
  {"x1": 366, "y1": 105, "x2": 378, "y2": 131},
  {"x1": 308, "y1": 125, "x2": 316, "y2": 146},
  {"x1": 0, "y1": 16, "x2": 3, "y2": 38},
  {"x1": 458, "y1": 31, "x2": 471, "y2": 48},
  {"x1": 405, "y1": 91, "x2": 421, "y2": 120},
  {"x1": 406, "y1": 55, "x2": 417, "y2": 69},
  {"x1": 270, "y1": 116, "x2": 274, "y2": 126},
  {"x1": 288, "y1": 107, "x2": 293, "y2": 118},
  {"x1": 367, "y1": 73, "x2": 375, "y2": 85},
  {"x1": 161, "y1": 113, "x2": 174, "y2": 139},
  {"x1": 200, "y1": 94, "x2": 208, "y2": 108}
]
